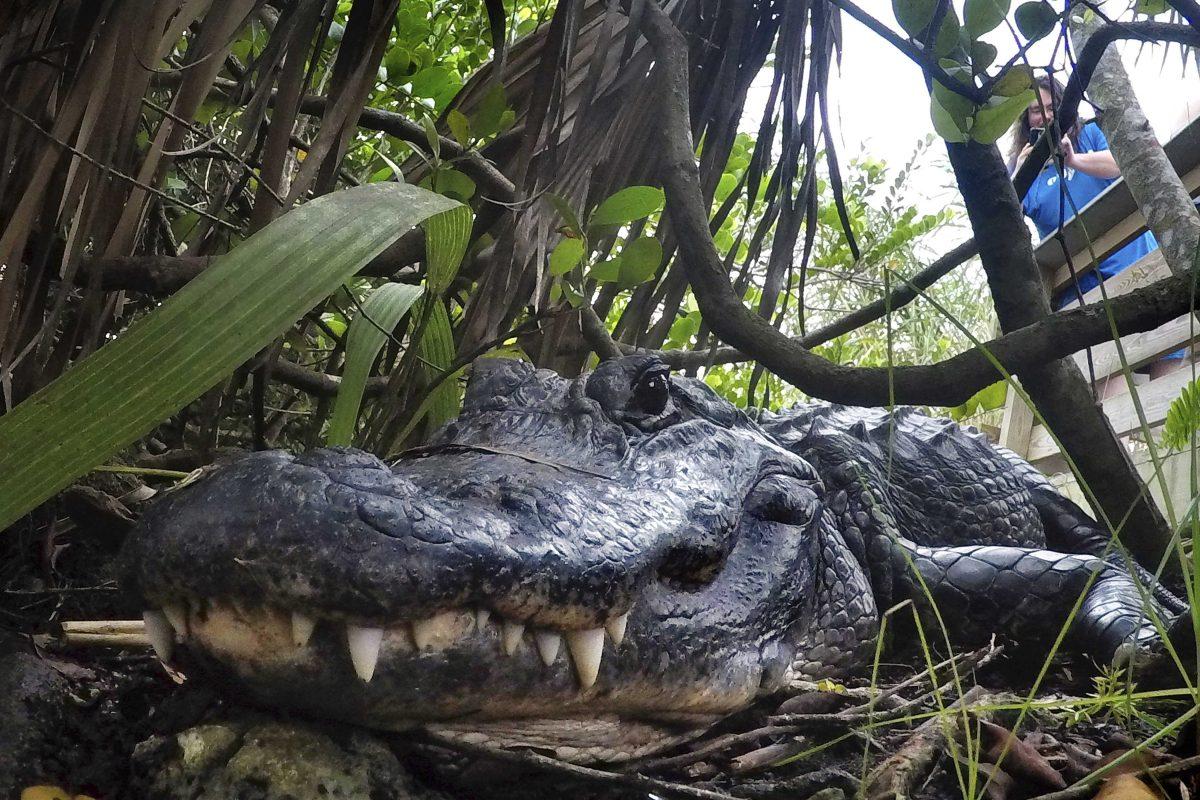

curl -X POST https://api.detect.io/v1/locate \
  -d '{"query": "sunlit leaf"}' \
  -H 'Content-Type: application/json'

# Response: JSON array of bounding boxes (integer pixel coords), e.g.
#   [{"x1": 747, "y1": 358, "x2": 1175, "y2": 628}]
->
[
  {"x1": 589, "y1": 186, "x2": 665, "y2": 228},
  {"x1": 447, "y1": 110, "x2": 471, "y2": 147},
  {"x1": 549, "y1": 238, "x2": 585, "y2": 275},
  {"x1": 618, "y1": 236, "x2": 663, "y2": 286},
  {"x1": 410, "y1": 66, "x2": 454, "y2": 99}
]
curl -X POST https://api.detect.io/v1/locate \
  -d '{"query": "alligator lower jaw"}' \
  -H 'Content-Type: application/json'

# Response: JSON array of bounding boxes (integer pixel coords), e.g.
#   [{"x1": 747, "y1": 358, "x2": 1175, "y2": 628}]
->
[
  {"x1": 144, "y1": 598, "x2": 755, "y2": 719},
  {"x1": 145, "y1": 599, "x2": 631, "y2": 691}
]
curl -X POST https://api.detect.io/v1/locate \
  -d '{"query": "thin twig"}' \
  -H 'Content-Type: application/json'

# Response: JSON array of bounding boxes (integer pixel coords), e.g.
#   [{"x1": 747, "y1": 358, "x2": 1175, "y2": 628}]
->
[{"x1": 0, "y1": 100, "x2": 239, "y2": 230}]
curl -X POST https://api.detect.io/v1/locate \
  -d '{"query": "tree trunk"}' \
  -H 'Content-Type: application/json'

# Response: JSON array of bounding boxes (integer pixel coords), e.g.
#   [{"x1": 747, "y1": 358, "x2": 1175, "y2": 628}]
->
[{"x1": 946, "y1": 140, "x2": 1174, "y2": 573}]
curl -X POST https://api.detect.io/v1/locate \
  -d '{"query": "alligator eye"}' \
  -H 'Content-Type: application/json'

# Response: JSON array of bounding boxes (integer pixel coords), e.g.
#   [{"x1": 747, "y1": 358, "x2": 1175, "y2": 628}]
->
[
  {"x1": 747, "y1": 477, "x2": 819, "y2": 526},
  {"x1": 633, "y1": 370, "x2": 671, "y2": 416}
]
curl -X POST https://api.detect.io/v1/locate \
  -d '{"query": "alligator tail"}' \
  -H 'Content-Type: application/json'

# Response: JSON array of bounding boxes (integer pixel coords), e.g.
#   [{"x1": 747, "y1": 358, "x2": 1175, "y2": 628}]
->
[{"x1": 889, "y1": 539, "x2": 1177, "y2": 664}]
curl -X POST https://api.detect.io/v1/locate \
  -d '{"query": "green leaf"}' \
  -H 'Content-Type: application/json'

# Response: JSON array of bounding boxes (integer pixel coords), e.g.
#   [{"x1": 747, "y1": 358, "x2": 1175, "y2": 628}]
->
[
  {"x1": 971, "y1": 88, "x2": 1034, "y2": 143},
  {"x1": 1163, "y1": 377, "x2": 1200, "y2": 450},
  {"x1": 327, "y1": 283, "x2": 424, "y2": 446},
  {"x1": 930, "y1": 78, "x2": 974, "y2": 143},
  {"x1": 549, "y1": 238, "x2": 585, "y2": 276},
  {"x1": 546, "y1": 193, "x2": 584, "y2": 239},
  {"x1": 422, "y1": 116, "x2": 441, "y2": 161},
  {"x1": 964, "y1": 0, "x2": 1010, "y2": 37},
  {"x1": 447, "y1": 110, "x2": 471, "y2": 147},
  {"x1": 430, "y1": 168, "x2": 475, "y2": 202},
  {"x1": 414, "y1": 298, "x2": 459, "y2": 435},
  {"x1": 970, "y1": 41, "x2": 998, "y2": 74},
  {"x1": 0, "y1": 183, "x2": 456, "y2": 530},
  {"x1": 992, "y1": 64, "x2": 1034, "y2": 96},
  {"x1": 589, "y1": 186, "x2": 665, "y2": 228},
  {"x1": 618, "y1": 236, "x2": 663, "y2": 286},
  {"x1": 471, "y1": 84, "x2": 510, "y2": 139},
  {"x1": 384, "y1": 46, "x2": 413, "y2": 79},
  {"x1": 950, "y1": 381, "x2": 1008, "y2": 424},
  {"x1": 1133, "y1": 0, "x2": 1169, "y2": 14},
  {"x1": 893, "y1": 0, "x2": 962, "y2": 55},
  {"x1": 589, "y1": 257, "x2": 621, "y2": 283},
  {"x1": 1014, "y1": 1, "x2": 1058, "y2": 41},
  {"x1": 410, "y1": 66, "x2": 454, "y2": 99},
  {"x1": 396, "y1": 7, "x2": 431, "y2": 44},
  {"x1": 893, "y1": 0, "x2": 938, "y2": 38},
  {"x1": 423, "y1": 205, "x2": 473, "y2": 293}
]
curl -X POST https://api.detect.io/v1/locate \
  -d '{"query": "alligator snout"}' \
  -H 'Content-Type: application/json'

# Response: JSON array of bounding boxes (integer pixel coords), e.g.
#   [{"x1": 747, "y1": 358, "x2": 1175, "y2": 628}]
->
[{"x1": 125, "y1": 444, "x2": 744, "y2": 692}]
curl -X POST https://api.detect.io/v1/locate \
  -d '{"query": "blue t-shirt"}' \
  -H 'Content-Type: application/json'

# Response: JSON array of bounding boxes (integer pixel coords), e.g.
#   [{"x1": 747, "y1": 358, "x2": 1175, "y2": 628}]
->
[{"x1": 1022, "y1": 122, "x2": 1158, "y2": 305}]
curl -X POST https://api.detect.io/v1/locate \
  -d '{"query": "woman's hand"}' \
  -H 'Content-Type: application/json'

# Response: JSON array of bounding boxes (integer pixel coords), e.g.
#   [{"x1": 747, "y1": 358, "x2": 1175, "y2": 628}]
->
[
  {"x1": 1059, "y1": 135, "x2": 1121, "y2": 179},
  {"x1": 1060, "y1": 135, "x2": 1077, "y2": 168},
  {"x1": 1015, "y1": 142, "x2": 1035, "y2": 171}
]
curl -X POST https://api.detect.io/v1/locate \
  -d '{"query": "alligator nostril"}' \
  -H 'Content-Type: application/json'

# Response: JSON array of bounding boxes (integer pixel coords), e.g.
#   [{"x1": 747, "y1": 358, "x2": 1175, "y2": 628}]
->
[{"x1": 657, "y1": 543, "x2": 728, "y2": 590}]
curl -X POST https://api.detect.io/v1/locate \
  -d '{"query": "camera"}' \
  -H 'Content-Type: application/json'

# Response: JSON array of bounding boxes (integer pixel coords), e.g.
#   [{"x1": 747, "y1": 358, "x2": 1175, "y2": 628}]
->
[{"x1": 1028, "y1": 127, "x2": 1043, "y2": 146}]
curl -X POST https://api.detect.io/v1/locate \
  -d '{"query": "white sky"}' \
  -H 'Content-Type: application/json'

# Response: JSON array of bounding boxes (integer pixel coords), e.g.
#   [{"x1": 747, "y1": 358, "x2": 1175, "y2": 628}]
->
[{"x1": 745, "y1": 1, "x2": 1200, "y2": 215}]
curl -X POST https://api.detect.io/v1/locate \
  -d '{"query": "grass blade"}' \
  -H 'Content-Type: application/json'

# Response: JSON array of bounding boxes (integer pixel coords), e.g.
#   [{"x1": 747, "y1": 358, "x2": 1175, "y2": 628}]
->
[{"x1": 0, "y1": 183, "x2": 456, "y2": 530}]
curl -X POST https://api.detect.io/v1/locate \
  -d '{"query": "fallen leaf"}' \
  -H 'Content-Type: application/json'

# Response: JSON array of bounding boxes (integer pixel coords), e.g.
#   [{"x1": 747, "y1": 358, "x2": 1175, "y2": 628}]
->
[
  {"x1": 979, "y1": 720, "x2": 1067, "y2": 789},
  {"x1": 1095, "y1": 773, "x2": 1163, "y2": 800},
  {"x1": 21, "y1": 787, "x2": 71, "y2": 800},
  {"x1": 1098, "y1": 748, "x2": 1167, "y2": 778}
]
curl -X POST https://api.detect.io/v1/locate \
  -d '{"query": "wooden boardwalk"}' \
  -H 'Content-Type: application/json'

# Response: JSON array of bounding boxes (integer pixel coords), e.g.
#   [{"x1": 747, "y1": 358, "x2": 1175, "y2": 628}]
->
[{"x1": 997, "y1": 115, "x2": 1200, "y2": 516}]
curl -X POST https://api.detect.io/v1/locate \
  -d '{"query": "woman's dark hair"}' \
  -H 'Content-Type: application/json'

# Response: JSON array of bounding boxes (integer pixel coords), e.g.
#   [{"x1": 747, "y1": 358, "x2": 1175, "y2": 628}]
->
[{"x1": 1007, "y1": 75, "x2": 1083, "y2": 165}]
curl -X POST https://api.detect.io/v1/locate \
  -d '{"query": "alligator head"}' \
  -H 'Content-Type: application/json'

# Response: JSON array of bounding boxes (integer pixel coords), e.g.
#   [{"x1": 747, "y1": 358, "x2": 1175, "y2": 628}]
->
[{"x1": 122, "y1": 356, "x2": 847, "y2": 760}]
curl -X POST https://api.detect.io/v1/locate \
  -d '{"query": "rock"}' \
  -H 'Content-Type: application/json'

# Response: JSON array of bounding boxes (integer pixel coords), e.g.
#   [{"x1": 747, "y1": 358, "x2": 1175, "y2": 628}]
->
[
  {"x1": 132, "y1": 718, "x2": 438, "y2": 800},
  {"x1": 0, "y1": 648, "x2": 70, "y2": 797}
]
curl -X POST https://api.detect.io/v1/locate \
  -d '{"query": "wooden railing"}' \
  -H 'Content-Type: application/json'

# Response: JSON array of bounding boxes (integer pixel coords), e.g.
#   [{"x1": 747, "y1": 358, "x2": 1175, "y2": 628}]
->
[{"x1": 997, "y1": 114, "x2": 1200, "y2": 510}]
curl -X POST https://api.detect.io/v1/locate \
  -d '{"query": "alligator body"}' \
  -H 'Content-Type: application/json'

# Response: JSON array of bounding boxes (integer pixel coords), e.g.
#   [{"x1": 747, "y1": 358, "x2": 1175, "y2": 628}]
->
[{"x1": 122, "y1": 356, "x2": 1183, "y2": 761}]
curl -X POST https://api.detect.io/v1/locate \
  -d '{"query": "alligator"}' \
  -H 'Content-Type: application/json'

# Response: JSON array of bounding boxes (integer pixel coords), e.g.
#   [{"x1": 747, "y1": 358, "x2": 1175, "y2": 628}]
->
[{"x1": 121, "y1": 355, "x2": 1188, "y2": 762}]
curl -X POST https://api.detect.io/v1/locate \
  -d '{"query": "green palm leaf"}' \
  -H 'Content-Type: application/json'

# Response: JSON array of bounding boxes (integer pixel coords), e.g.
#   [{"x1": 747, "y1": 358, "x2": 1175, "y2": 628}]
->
[{"x1": 0, "y1": 183, "x2": 456, "y2": 530}]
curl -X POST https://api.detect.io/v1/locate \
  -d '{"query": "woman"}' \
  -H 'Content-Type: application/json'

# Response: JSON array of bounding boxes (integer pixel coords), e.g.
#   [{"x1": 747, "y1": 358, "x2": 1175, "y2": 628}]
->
[{"x1": 1009, "y1": 76, "x2": 1158, "y2": 309}]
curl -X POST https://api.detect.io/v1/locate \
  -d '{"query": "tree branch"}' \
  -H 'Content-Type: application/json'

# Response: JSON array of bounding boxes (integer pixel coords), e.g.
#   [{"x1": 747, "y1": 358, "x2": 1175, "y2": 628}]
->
[
  {"x1": 295, "y1": 95, "x2": 516, "y2": 202},
  {"x1": 639, "y1": 238, "x2": 980, "y2": 369},
  {"x1": 638, "y1": 6, "x2": 1200, "y2": 408},
  {"x1": 641, "y1": 270, "x2": 1198, "y2": 396},
  {"x1": 76, "y1": 230, "x2": 425, "y2": 294},
  {"x1": 1164, "y1": 0, "x2": 1200, "y2": 30},
  {"x1": 269, "y1": 359, "x2": 390, "y2": 398}
]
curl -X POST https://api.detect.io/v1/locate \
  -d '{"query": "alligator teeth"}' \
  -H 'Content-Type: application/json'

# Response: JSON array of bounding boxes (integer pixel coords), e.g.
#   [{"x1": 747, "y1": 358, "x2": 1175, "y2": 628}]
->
[
  {"x1": 143, "y1": 610, "x2": 174, "y2": 662},
  {"x1": 412, "y1": 611, "x2": 460, "y2": 650},
  {"x1": 346, "y1": 625, "x2": 384, "y2": 682},
  {"x1": 475, "y1": 608, "x2": 491, "y2": 630},
  {"x1": 605, "y1": 612, "x2": 629, "y2": 647},
  {"x1": 291, "y1": 612, "x2": 316, "y2": 647},
  {"x1": 501, "y1": 620, "x2": 524, "y2": 655},
  {"x1": 566, "y1": 628, "x2": 605, "y2": 689},
  {"x1": 534, "y1": 631, "x2": 561, "y2": 665},
  {"x1": 162, "y1": 604, "x2": 187, "y2": 636}
]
